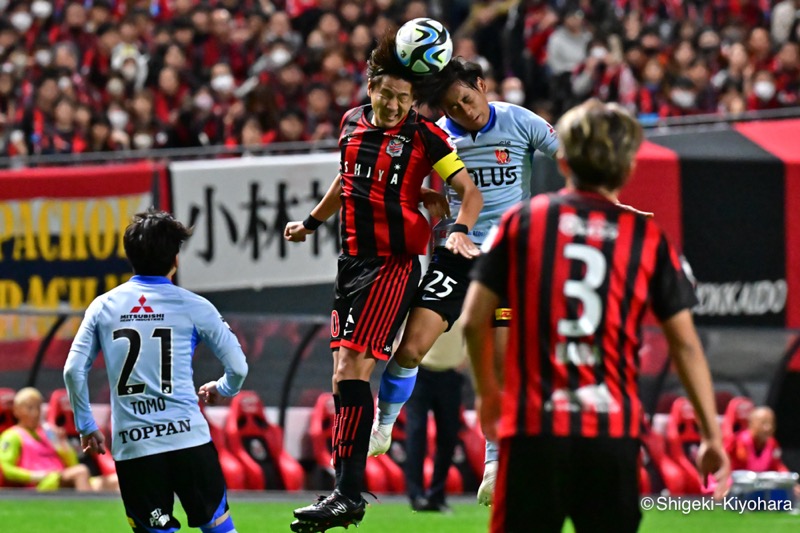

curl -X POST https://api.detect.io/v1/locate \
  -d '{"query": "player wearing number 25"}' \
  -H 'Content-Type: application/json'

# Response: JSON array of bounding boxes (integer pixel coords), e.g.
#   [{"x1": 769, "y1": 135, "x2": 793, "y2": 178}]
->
[
  {"x1": 64, "y1": 209, "x2": 248, "y2": 533},
  {"x1": 462, "y1": 100, "x2": 730, "y2": 533}
]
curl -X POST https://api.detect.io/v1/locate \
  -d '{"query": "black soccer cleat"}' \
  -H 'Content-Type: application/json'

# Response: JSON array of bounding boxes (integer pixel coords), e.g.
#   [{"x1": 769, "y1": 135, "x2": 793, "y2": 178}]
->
[{"x1": 291, "y1": 489, "x2": 366, "y2": 532}]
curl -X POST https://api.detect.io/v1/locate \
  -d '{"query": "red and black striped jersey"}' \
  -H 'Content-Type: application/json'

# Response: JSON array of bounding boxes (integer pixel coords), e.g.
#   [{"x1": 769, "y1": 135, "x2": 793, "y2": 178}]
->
[
  {"x1": 338, "y1": 105, "x2": 464, "y2": 257},
  {"x1": 472, "y1": 189, "x2": 697, "y2": 440}
]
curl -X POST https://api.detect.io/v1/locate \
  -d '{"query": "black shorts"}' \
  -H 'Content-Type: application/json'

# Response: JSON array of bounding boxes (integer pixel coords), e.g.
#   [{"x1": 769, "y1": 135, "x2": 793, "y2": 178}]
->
[
  {"x1": 413, "y1": 247, "x2": 511, "y2": 331},
  {"x1": 412, "y1": 247, "x2": 475, "y2": 331},
  {"x1": 492, "y1": 435, "x2": 641, "y2": 533},
  {"x1": 331, "y1": 254, "x2": 421, "y2": 360},
  {"x1": 115, "y1": 442, "x2": 229, "y2": 531}
]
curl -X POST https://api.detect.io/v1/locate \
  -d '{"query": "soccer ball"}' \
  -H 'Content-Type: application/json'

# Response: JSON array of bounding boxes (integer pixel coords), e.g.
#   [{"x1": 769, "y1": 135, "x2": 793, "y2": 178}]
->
[{"x1": 395, "y1": 18, "x2": 453, "y2": 75}]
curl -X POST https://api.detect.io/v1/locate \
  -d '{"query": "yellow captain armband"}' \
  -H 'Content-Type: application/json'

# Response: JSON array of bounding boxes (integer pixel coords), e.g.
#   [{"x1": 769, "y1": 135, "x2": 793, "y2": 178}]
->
[{"x1": 432, "y1": 152, "x2": 464, "y2": 183}]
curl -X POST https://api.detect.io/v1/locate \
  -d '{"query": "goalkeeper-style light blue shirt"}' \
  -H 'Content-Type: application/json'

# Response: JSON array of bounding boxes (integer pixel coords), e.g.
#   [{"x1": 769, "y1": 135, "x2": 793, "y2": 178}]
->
[
  {"x1": 434, "y1": 102, "x2": 560, "y2": 245},
  {"x1": 64, "y1": 275, "x2": 248, "y2": 461}
]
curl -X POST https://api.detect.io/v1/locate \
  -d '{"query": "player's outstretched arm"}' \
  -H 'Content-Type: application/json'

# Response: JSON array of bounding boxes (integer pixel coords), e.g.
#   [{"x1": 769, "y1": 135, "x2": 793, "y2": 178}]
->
[
  {"x1": 662, "y1": 309, "x2": 730, "y2": 499},
  {"x1": 445, "y1": 169, "x2": 482, "y2": 258},
  {"x1": 285, "y1": 174, "x2": 342, "y2": 242}
]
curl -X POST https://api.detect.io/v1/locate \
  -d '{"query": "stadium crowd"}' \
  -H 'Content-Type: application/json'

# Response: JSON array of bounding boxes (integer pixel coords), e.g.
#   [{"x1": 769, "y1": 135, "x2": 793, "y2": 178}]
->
[{"x1": 0, "y1": 0, "x2": 799, "y2": 158}]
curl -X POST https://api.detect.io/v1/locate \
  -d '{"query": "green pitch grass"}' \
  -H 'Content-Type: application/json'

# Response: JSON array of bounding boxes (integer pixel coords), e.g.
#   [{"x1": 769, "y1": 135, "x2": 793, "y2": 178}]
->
[{"x1": 0, "y1": 494, "x2": 798, "y2": 532}]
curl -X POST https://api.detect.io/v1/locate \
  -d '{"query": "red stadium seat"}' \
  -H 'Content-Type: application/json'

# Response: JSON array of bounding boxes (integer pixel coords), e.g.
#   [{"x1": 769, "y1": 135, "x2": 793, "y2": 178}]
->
[
  {"x1": 0, "y1": 388, "x2": 15, "y2": 434},
  {"x1": 46, "y1": 389, "x2": 116, "y2": 477},
  {"x1": 307, "y1": 393, "x2": 404, "y2": 493},
  {"x1": 721, "y1": 396, "x2": 754, "y2": 445},
  {"x1": 198, "y1": 402, "x2": 247, "y2": 490},
  {"x1": 665, "y1": 397, "x2": 703, "y2": 494},
  {"x1": 224, "y1": 390, "x2": 304, "y2": 491},
  {"x1": 640, "y1": 417, "x2": 688, "y2": 495}
]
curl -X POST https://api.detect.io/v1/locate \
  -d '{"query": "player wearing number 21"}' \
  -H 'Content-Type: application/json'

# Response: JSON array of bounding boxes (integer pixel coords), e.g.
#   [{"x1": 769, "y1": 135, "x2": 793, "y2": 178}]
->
[
  {"x1": 462, "y1": 100, "x2": 730, "y2": 533},
  {"x1": 64, "y1": 209, "x2": 248, "y2": 533}
]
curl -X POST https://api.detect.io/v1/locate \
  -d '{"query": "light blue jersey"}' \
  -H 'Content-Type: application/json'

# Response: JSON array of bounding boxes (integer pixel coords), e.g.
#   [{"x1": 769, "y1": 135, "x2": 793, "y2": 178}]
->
[
  {"x1": 64, "y1": 275, "x2": 248, "y2": 461},
  {"x1": 434, "y1": 102, "x2": 559, "y2": 245}
]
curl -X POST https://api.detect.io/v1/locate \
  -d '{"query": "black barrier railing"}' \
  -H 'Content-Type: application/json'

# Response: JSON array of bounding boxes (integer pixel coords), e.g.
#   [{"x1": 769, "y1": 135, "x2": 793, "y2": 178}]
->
[{"x1": 641, "y1": 106, "x2": 800, "y2": 131}]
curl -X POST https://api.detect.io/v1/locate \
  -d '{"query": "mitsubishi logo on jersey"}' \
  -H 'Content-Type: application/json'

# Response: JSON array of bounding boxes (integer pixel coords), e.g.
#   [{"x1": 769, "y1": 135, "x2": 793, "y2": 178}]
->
[
  {"x1": 121, "y1": 296, "x2": 164, "y2": 323},
  {"x1": 495, "y1": 148, "x2": 511, "y2": 165},
  {"x1": 130, "y1": 295, "x2": 154, "y2": 313}
]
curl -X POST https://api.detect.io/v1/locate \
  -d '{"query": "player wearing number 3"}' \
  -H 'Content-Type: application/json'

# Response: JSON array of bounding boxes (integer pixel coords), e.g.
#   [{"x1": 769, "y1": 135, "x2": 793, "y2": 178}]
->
[
  {"x1": 462, "y1": 100, "x2": 730, "y2": 533},
  {"x1": 64, "y1": 209, "x2": 248, "y2": 533}
]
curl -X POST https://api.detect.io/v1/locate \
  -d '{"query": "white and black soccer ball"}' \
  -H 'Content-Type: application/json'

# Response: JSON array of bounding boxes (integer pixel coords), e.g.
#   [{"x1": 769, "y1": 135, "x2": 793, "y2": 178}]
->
[{"x1": 395, "y1": 18, "x2": 453, "y2": 75}]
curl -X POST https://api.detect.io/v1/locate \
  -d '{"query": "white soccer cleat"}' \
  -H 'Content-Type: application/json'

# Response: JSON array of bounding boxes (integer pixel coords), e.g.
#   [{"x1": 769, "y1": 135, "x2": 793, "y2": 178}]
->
[
  {"x1": 368, "y1": 423, "x2": 393, "y2": 456},
  {"x1": 477, "y1": 461, "x2": 498, "y2": 506}
]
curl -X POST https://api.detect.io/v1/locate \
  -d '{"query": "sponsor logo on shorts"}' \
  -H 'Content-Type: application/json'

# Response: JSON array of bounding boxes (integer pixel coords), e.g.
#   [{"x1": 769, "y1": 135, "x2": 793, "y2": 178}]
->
[{"x1": 150, "y1": 508, "x2": 170, "y2": 527}]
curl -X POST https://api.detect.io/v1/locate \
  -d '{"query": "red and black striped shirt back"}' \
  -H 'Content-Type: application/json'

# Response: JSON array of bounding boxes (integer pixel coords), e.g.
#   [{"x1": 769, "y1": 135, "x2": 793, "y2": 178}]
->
[
  {"x1": 473, "y1": 189, "x2": 697, "y2": 439},
  {"x1": 338, "y1": 105, "x2": 464, "y2": 257}
]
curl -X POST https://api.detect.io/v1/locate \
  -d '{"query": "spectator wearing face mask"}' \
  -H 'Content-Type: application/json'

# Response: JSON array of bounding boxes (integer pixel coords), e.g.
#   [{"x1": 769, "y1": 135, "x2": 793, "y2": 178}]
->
[
  {"x1": 25, "y1": 0, "x2": 55, "y2": 50},
  {"x1": 746, "y1": 69, "x2": 781, "y2": 111},
  {"x1": 106, "y1": 100, "x2": 131, "y2": 136},
  {"x1": 572, "y1": 39, "x2": 617, "y2": 103},
  {"x1": 7, "y1": 2, "x2": 35, "y2": 47},
  {"x1": 111, "y1": 45, "x2": 148, "y2": 95},
  {"x1": 173, "y1": 86, "x2": 225, "y2": 148},
  {"x1": 499, "y1": 76, "x2": 526, "y2": 107},
  {"x1": 659, "y1": 76, "x2": 703, "y2": 117},
  {"x1": 129, "y1": 89, "x2": 170, "y2": 151}
]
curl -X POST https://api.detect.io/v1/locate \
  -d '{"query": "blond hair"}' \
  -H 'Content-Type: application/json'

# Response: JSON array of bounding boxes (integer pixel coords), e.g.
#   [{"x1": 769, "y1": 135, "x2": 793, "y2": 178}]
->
[
  {"x1": 556, "y1": 99, "x2": 643, "y2": 191},
  {"x1": 14, "y1": 387, "x2": 43, "y2": 407}
]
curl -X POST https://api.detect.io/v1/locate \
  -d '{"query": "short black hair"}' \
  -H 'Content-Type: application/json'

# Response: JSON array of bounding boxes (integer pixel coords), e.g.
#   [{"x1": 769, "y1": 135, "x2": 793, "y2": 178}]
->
[
  {"x1": 413, "y1": 57, "x2": 484, "y2": 110},
  {"x1": 123, "y1": 209, "x2": 192, "y2": 276},
  {"x1": 366, "y1": 29, "x2": 419, "y2": 85}
]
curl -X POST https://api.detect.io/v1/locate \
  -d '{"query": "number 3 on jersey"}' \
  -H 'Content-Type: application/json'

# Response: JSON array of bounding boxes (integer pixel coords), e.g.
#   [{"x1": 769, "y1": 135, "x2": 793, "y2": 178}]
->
[
  {"x1": 113, "y1": 328, "x2": 173, "y2": 396},
  {"x1": 557, "y1": 243, "x2": 606, "y2": 338}
]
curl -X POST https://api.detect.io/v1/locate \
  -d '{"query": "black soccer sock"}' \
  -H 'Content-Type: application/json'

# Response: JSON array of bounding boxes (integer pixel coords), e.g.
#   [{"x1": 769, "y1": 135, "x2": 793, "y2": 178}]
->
[
  {"x1": 332, "y1": 393, "x2": 342, "y2": 485},
  {"x1": 336, "y1": 379, "x2": 374, "y2": 500}
]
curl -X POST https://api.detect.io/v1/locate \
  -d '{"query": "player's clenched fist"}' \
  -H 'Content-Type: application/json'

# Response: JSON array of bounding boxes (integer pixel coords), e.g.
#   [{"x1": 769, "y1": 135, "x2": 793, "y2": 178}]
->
[{"x1": 284, "y1": 221, "x2": 313, "y2": 242}]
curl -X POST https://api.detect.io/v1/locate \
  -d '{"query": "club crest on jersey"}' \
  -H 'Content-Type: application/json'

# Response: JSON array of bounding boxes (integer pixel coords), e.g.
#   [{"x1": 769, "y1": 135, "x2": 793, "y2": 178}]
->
[
  {"x1": 386, "y1": 137, "x2": 405, "y2": 157},
  {"x1": 495, "y1": 148, "x2": 511, "y2": 165}
]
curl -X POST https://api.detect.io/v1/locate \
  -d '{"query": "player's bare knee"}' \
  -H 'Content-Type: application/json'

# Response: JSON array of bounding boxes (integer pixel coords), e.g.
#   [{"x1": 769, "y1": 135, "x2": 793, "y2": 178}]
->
[{"x1": 395, "y1": 343, "x2": 426, "y2": 368}]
